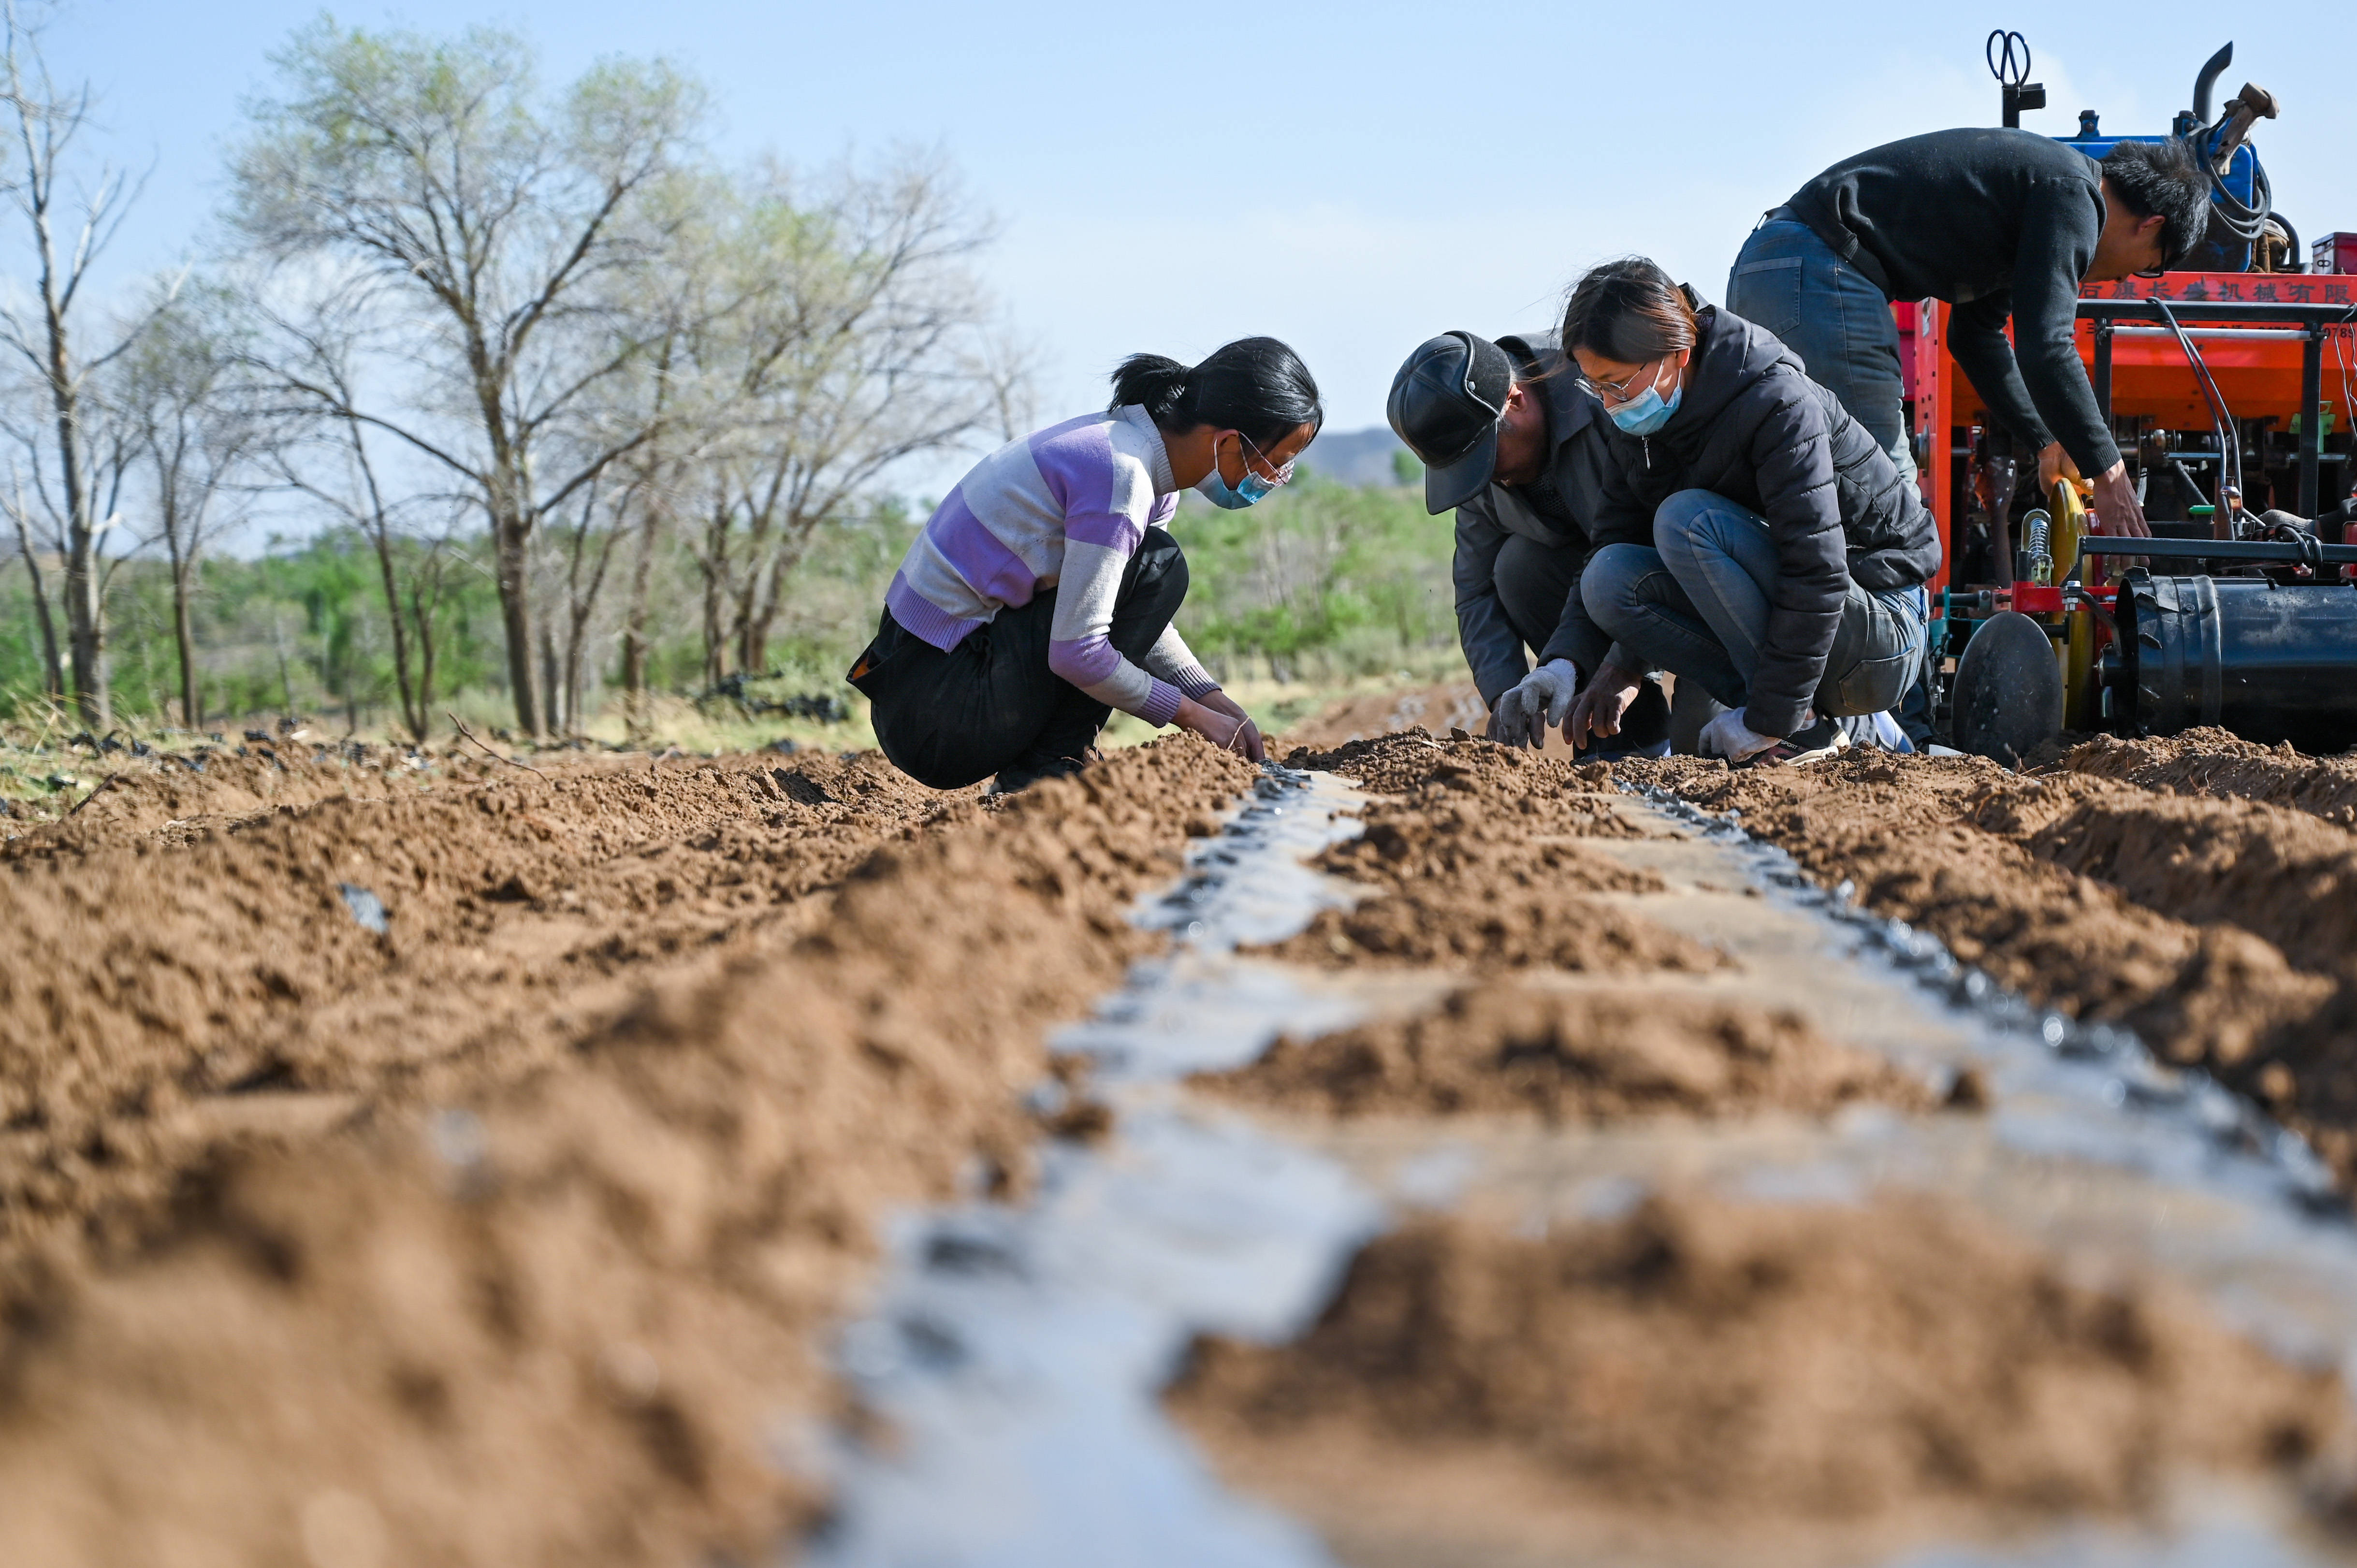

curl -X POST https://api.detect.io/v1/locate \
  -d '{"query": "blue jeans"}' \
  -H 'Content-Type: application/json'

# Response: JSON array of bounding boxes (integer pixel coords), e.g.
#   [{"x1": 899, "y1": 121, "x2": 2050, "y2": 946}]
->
[
  {"x1": 1582, "y1": 490, "x2": 1927, "y2": 722},
  {"x1": 1726, "y1": 214, "x2": 1916, "y2": 490}
]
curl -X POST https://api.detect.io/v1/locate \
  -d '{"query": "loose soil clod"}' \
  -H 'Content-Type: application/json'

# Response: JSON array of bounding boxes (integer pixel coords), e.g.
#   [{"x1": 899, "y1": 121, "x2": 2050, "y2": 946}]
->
[
  {"x1": 1170, "y1": 1192, "x2": 2357, "y2": 1554},
  {"x1": 1196, "y1": 983, "x2": 1930, "y2": 1121},
  {"x1": 1268, "y1": 731, "x2": 1724, "y2": 974}
]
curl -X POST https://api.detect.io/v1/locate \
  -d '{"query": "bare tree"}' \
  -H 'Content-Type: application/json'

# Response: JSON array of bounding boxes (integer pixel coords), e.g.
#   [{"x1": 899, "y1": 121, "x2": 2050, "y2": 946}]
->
[
  {"x1": 3, "y1": 462, "x2": 58, "y2": 698},
  {"x1": 0, "y1": 1, "x2": 175, "y2": 728},
  {"x1": 231, "y1": 20, "x2": 706, "y2": 737},
  {"x1": 672, "y1": 155, "x2": 1012, "y2": 684},
  {"x1": 247, "y1": 290, "x2": 451, "y2": 741},
  {"x1": 113, "y1": 280, "x2": 259, "y2": 727}
]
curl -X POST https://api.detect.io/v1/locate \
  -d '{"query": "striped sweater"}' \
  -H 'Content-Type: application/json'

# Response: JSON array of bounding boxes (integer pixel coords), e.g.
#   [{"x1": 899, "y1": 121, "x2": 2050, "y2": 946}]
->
[{"x1": 885, "y1": 402, "x2": 1219, "y2": 725}]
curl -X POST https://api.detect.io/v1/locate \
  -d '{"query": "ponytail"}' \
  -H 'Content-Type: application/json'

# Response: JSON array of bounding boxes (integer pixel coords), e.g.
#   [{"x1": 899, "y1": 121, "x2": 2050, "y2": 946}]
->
[
  {"x1": 1108, "y1": 353, "x2": 1193, "y2": 425},
  {"x1": 1108, "y1": 336, "x2": 1324, "y2": 449}
]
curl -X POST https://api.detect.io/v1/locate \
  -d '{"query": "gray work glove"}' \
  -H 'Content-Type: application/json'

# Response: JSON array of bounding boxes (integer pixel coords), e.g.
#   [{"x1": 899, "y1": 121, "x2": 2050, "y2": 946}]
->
[
  {"x1": 1698, "y1": 707, "x2": 1781, "y2": 764},
  {"x1": 1490, "y1": 659, "x2": 1580, "y2": 749}
]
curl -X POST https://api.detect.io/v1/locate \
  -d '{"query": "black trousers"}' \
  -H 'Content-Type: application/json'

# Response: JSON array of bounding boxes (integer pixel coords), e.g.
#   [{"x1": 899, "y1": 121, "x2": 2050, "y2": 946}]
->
[
  {"x1": 852, "y1": 528, "x2": 1190, "y2": 790},
  {"x1": 1492, "y1": 534, "x2": 1672, "y2": 751}
]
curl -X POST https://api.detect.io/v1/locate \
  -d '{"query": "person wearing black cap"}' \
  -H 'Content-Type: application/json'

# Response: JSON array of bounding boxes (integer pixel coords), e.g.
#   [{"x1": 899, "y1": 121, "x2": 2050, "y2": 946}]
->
[{"x1": 1386, "y1": 329, "x2": 1669, "y2": 754}]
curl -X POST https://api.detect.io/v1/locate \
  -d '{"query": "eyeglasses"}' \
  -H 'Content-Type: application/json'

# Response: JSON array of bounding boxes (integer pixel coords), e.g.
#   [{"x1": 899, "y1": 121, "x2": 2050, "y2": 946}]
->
[
  {"x1": 1233, "y1": 431, "x2": 1296, "y2": 486},
  {"x1": 1587, "y1": 357, "x2": 1666, "y2": 408}
]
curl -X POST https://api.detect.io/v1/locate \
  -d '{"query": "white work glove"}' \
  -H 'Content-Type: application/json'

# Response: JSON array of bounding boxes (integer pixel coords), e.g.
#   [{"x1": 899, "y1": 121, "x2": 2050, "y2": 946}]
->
[
  {"x1": 1698, "y1": 707, "x2": 1780, "y2": 764},
  {"x1": 1490, "y1": 659, "x2": 1580, "y2": 749}
]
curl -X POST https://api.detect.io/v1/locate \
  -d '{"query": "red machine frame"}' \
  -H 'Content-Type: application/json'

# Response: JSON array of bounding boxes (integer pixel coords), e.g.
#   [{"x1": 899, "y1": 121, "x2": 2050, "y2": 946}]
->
[{"x1": 1902, "y1": 275, "x2": 2357, "y2": 612}]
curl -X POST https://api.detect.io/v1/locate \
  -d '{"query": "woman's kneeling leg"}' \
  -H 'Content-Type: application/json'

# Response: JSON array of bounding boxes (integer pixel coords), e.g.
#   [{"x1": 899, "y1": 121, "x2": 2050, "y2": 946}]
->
[{"x1": 1580, "y1": 542, "x2": 1748, "y2": 711}]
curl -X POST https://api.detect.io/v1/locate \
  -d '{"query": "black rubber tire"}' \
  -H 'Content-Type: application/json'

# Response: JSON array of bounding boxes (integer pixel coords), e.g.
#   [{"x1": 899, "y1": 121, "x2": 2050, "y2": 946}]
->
[{"x1": 1951, "y1": 610, "x2": 2062, "y2": 768}]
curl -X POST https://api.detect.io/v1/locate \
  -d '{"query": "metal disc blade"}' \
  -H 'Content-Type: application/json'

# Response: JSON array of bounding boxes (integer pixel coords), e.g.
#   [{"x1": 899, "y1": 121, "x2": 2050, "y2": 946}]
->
[{"x1": 1951, "y1": 611, "x2": 2062, "y2": 767}]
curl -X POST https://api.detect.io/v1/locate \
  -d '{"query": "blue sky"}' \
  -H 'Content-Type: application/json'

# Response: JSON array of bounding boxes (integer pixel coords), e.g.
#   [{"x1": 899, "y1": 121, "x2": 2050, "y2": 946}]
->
[{"x1": 40, "y1": 0, "x2": 2357, "y2": 447}]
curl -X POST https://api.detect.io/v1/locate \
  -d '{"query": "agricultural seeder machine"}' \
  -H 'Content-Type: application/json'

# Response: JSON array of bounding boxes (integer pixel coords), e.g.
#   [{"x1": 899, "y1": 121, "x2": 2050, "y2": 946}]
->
[{"x1": 1921, "y1": 34, "x2": 2357, "y2": 760}]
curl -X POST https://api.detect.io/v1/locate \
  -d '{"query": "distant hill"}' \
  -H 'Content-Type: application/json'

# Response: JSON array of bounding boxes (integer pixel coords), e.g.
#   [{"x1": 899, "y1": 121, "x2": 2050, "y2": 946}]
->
[{"x1": 1297, "y1": 426, "x2": 1417, "y2": 489}]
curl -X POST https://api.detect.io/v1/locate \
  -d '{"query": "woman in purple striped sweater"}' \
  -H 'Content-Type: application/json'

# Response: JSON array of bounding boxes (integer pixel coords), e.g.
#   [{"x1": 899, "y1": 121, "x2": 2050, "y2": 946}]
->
[{"x1": 850, "y1": 338, "x2": 1322, "y2": 792}]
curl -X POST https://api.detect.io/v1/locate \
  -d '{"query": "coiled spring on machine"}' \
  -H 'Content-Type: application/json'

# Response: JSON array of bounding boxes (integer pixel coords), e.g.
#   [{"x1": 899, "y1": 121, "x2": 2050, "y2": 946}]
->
[{"x1": 2022, "y1": 510, "x2": 2053, "y2": 585}]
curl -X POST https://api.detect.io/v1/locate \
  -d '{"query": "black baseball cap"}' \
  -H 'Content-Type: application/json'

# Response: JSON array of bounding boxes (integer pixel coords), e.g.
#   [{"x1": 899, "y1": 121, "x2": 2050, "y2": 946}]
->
[{"x1": 1387, "y1": 331, "x2": 1515, "y2": 514}]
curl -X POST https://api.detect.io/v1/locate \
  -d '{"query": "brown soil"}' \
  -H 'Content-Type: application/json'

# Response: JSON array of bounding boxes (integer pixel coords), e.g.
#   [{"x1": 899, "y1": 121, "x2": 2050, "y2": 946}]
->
[
  {"x1": 1170, "y1": 1192, "x2": 2354, "y2": 1551},
  {"x1": 0, "y1": 734, "x2": 1257, "y2": 1568},
  {"x1": 0, "y1": 743, "x2": 958, "y2": 1258},
  {"x1": 2064, "y1": 730, "x2": 2357, "y2": 828},
  {"x1": 1267, "y1": 732, "x2": 1723, "y2": 974},
  {"x1": 1625, "y1": 747, "x2": 2357, "y2": 1178},
  {"x1": 1193, "y1": 983, "x2": 1935, "y2": 1121}
]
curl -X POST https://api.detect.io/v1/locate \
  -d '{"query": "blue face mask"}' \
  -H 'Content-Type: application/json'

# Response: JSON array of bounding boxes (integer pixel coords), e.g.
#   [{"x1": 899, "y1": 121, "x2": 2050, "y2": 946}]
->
[
  {"x1": 1195, "y1": 434, "x2": 1281, "y2": 509},
  {"x1": 1609, "y1": 369, "x2": 1682, "y2": 436}
]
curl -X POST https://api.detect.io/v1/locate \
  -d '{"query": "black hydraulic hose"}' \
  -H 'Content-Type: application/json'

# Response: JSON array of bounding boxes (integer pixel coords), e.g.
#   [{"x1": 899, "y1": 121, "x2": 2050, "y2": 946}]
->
[
  {"x1": 2191, "y1": 42, "x2": 2232, "y2": 125},
  {"x1": 2065, "y1": 584, "x2": 2120, "y2": 646},
  {"x1": 2150, "y1": 296, "x2": 2243, "y2": 511},
  {"x1": 2273, "y1": 210, "x2": 2301, "y2": 272},
  {"x1": 2207, "y1": 151, "x2": 2274, "y2": 246}
]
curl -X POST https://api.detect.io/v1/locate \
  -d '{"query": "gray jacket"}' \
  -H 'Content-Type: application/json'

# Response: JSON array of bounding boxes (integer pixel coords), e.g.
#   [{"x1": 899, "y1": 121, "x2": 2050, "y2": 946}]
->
[{"x1": 1451, "y1": 335, "x2": 1630, "y2": 709}]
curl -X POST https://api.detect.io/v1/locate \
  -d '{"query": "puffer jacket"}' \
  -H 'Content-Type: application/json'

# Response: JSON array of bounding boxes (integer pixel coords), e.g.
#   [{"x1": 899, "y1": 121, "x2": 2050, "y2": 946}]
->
[{"x1": 1586, "y1": 303, "x2": 1940, "y2": 735}]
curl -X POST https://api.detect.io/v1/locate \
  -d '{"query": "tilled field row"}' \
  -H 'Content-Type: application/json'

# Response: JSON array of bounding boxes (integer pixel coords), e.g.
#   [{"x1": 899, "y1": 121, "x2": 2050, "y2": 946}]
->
[
  {"x1": 1143, "y1": 731, "x2": 2357, "y2": 1567},
  {"x1": 1628, "y1": 729, "x2": 2357, "y2": 1181},
  {"x1": 11, "y1": 721, "x2": 2357, "y2": 1566},
  {"x1": 0, "y1": 735, "x2": 1257, "y2": 1567}
]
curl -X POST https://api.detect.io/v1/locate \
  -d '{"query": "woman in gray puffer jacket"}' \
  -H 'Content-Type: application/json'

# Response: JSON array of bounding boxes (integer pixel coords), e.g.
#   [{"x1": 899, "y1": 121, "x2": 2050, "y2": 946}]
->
[{"x1": 1560, "y1": 257, "x2": 1940, "y2": 768}]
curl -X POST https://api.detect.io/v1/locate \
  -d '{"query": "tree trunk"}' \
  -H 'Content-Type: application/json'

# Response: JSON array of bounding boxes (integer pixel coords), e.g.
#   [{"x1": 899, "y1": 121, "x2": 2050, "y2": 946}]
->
[
  {"x1": 620, "y1": 496, "x2": 661, "y2": 746},
  {"x1": 271, "y1": 612, "x2": 295, "y2": 718},
  {"x1": 700, "y1": 497, "x2": 732, "y2": 689},
  {"x1": 742, "y1": 523, "x2": 809, "y2": 680},
  {"x1": 410, "y1": 573, "x2": 440, "y2": 732},
  {"x1": 171, "y1": 559, "x2": 200, "y2": 729},
  {"x1": 62, "y1": 521, "x2": 108, "y2": 730},
  {"x1": 38, "y1": 202, "x2": 109, "y2": 729},
  {"x1": 10, "y1": 508, "x2": 62, "y2": 702},
  {"x1": 492, "y1": 507, "x2": 541, "y2": 738},
  {"x1": 538, "y1": 618, "x2": 563, "y2": 739},
  {"x1": 561, "y1": 593, "x2": 594, "y2": 741},
  {"x1": 366, "y1": 526, "x2": 422, "y2": 742}
]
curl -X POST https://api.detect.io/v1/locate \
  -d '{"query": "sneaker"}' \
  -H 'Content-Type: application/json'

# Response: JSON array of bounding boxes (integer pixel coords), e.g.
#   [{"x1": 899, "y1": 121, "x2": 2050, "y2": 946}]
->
[
  {"x1": 1835, "y1": 711, "x2": 1913, "y2": 754},
  {"x1": 1732, "y1": 715, "x2": 1850, "y2": 769},
  {"x1": 1587, "y1": 736, "x2": 1673, "y2": 761},
  {"x1": 988, "y1": 747, "x2": 1100, "y2": 796}
]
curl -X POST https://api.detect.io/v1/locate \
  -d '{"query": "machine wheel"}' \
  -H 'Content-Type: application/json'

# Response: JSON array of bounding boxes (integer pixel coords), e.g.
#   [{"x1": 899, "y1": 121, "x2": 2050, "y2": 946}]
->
[{"x1": 1951, "y1": 611, "x2": 2062, "y2": 767}]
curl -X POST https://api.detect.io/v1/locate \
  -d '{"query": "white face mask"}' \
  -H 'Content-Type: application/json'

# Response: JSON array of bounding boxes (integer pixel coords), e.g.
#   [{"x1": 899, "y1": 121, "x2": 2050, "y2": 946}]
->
[{"x1": 1608, "y1": 359, "x2": 1682, "y2": 436}]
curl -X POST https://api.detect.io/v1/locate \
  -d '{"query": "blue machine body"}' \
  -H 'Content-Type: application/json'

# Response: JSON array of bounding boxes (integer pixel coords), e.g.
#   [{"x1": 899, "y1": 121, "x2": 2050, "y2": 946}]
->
[{"x1": 2052, "y1": 123, "x2": 2265, "y2": 272}]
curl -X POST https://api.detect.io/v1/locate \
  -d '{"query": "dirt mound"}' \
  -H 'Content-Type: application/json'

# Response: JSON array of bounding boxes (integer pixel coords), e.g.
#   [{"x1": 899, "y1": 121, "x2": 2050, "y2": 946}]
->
[
  {"x1": 0, "y1": 748, "x2": 969, "y2": 1264},
  {"x1": 0, "y1": 736, "x2": 1257, "y2": 1568},
  {"x1": 1263, "y1": 732, "x2": 1717, "y2": 973},
  {"x1": 2027, "y1": 791, "x2": 2357, "y2": 964},
  {"x1": 1286, "y1": 728, "x2": 1620, "y2": 799},
  {"x1": 1196, "y1": 983, "x2": 1930, "y2": 1121},
  {"x1": 4, "y1": 740, "x2": 501, "y2": 858},
  {"x1": 1169, "y1": 1193, "x2": 2354, "y2": 1541},
  {"x1": 1270, "y1": 894, "x2": 1725, "y2": 975},
  {"x1": 2063, "y1": 730, "x2": 2357, "y2": 828}
]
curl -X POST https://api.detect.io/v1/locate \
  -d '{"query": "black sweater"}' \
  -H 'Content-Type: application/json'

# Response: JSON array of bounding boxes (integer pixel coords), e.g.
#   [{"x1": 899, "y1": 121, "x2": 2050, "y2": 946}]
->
[
  {"x1": 1785, "y1": 128, "x2": 2116, "y2": 476},
  {"x1": 1587, "y1": 306, "x2": 1940, "y2": 736}
]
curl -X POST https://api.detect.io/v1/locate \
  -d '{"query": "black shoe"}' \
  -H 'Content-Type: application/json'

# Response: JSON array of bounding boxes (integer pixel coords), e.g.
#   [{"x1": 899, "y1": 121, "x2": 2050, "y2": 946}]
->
[
  {"x1": 1731, "y1": 715, "x2": 1849, "y2": 769},
  {"x1": 989, "y1": 747, "x2": 1101, "y2": 796}
]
